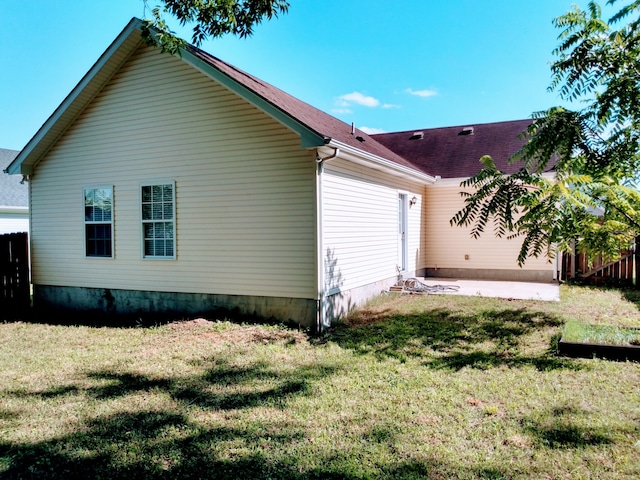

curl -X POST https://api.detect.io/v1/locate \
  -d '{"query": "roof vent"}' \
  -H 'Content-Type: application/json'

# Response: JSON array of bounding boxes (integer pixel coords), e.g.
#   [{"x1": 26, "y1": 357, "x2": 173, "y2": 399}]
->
[
  {"x1": 459, "y1": 126, "x2": 474, "y2": 136},
  {"x1": 409, "y1": 131, "x2": 424, "y2": 140},
  {"x1": 355, "y1": 136, "x2": 365, "y2": 142}
]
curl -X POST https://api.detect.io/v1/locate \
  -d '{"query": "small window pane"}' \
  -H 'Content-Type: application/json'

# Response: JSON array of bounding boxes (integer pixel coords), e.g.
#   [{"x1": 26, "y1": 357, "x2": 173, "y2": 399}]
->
[
  {"x1": 152, "y1": 185, "x2": 163, "y2": 202},
  {"x1": 152, "y1": 203, "x2": 163, "y2": 220},
  {"x1": 154, "y1": 222, "x2": 165, "y2": 238},
  {"x1": 163, "y1": 203, "x2": 173, "y2": 219},
  {"x1": 142, "y1": 186, "x2": 151, "y2": 202},
  {"x1": 142, "y1": 204, "x2": 152, "y2": 220}
]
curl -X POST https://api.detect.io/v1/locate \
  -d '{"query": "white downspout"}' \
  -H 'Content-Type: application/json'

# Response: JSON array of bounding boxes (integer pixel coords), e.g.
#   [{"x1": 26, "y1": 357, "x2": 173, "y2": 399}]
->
[{"x1": 315, "y1": 146, "x2": 339, "y2": 332}]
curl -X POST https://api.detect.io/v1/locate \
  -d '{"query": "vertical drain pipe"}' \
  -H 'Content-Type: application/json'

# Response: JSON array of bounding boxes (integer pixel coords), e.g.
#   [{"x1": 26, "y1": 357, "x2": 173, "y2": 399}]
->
[{"x1": 315, "y1": 146, "x2": 339, "y2": 332}]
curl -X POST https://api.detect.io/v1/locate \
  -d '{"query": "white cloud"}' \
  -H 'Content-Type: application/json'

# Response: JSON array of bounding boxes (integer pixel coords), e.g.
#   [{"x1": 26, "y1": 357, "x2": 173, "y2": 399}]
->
[
  {"x1": 359, "y1": 126, "x2": 386, "y2": 135},
  {"x1": 331, "y1": 108, "x2": 353, "y2": 115},
  {"x1": 337, "y1": 91, "x2": 381, "y2": 108},
  {"x1": 382, "y1": 103, "x2": 401, "y2": 109},
  {"x1": 406, "y1": 88, "x2": 438, "y2": 98}
]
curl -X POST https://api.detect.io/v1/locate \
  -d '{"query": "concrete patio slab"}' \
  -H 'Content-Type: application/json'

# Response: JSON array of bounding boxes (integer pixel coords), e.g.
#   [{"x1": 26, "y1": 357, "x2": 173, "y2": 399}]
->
[{"x1": 416, "y1": 278, "x2": 561, "y2": 302}]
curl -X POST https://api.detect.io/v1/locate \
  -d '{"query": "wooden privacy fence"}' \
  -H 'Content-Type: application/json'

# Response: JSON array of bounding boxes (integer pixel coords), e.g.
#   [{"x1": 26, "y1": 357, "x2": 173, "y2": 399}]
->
[
  {"x1": 1, "y1": 232, "x2": 30, "y2": 313},
  {"x1": 561, "y1": 247, "x2": 636, "y2": 286}
]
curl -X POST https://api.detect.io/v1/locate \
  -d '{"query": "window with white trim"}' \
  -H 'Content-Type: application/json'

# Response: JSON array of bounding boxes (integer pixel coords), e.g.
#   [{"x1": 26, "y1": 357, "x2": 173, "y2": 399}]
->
[
  {"x1": 84, "y1": 186, "x2": 113, "y2": 258},
  {"x1": 141, "y1": 182, "x2": 175, "y2": 259}
]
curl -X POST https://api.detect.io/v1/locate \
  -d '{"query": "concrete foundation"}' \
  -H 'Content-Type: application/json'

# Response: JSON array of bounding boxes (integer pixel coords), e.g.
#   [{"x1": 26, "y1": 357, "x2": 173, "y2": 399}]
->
[
  {"x1": 33, "y1": 285, "x2": 318, "y2": 330},
  {"x1": 324, "y1": 270, "x2": 422, "y2": 326},
  {"x1": 425, "y1": 267, "x2": 555, "y2": 283}
]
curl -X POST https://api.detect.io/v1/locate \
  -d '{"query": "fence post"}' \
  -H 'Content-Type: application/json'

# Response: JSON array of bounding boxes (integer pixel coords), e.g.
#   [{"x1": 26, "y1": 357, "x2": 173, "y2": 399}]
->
[{"x1": 633, "y1": 236, "x2": 640, "y2": 288}]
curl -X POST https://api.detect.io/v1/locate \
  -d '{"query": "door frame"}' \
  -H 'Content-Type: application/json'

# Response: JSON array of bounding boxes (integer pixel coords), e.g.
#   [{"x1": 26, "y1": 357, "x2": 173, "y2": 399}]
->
[{"x1": 398, "y1": 193, "x2": 408, "y2": 273}]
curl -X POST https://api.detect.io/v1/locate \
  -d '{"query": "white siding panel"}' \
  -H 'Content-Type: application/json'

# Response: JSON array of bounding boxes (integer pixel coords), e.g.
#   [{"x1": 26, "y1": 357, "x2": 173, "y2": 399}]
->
[
  {"x1": 30, "y1": 46, "x2": 316, "y2": 299},
  {"x1": 0, "y1": 214, "x2": 29, "y2": 234},
  {"x1": 322, "y1": 159, "x2": 425, "y2": 293},
  {"x1": 425, "y1": 184, "x2": 554, "y2": 272}
]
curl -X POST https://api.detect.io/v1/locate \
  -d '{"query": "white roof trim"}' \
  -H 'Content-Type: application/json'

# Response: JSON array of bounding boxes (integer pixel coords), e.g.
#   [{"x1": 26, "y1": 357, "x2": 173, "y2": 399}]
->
[{"x1": 323, "y1": 139, "x2": 437, "y2": 184}]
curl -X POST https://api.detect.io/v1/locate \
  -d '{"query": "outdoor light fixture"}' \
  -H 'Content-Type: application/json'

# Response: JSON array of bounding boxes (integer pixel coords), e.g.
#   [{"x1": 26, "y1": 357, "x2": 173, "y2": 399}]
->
[{"x1": 410, "y1": 196, "x2": 417, "y2": 206}]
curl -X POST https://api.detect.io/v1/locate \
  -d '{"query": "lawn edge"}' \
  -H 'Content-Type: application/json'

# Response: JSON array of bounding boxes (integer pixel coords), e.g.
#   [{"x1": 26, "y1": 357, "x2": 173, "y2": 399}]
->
[{"x1": 558, "y1": 339, "x2": 640, "y2": 362}]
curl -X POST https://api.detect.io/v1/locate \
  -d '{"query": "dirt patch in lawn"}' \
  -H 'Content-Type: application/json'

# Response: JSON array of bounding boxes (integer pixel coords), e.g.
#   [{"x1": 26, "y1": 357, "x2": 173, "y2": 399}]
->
[{"x1": 166, "y1": 318, "x2": 307, "y2": 345}]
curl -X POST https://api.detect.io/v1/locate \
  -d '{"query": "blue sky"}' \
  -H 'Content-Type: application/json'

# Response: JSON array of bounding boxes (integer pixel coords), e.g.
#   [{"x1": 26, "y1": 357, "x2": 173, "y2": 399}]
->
[{"x1": 0, "y1": 1, "x2": 603, "y2": 151}]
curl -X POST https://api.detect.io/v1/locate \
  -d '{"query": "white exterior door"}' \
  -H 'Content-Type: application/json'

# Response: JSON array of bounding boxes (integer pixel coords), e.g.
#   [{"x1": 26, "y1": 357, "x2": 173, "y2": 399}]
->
[{"x1": 398, "y1": 193, "x2": 408, "y2": 272}]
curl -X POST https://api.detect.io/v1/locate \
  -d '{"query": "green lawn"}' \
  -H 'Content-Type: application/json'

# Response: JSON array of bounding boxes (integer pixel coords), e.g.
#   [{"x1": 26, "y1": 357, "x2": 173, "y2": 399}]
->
[
  {"x1": 1, "y1": 285, "x2": 640, "y2": 479},
  {"x1": 562, "y1": 320, "x2": 640, "y2": 346}
]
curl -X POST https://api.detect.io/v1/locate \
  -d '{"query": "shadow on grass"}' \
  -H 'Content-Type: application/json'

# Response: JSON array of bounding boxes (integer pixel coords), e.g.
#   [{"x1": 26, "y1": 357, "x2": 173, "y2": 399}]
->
[
  {"x1": 522, "y1": 404, "x2": 616, "y2": 449},
  {"x1": 0, "y1": 409, "x2": 515, "y2": 480},
  {"x1": 328, "y1": 306, "x2": 581, "y2": 371},
  {"x1": 0, "y1": 408, "x2": 516, "y2": 480},
  {"x1": 8, "y1": 359, "x2": 331, "y2": 412},
  {"x1": 619, "y1": 286, "x2": 640, "y2": 313},
  {"x1": 1, "y1": 359, "x2": 338, "y2": 479}
]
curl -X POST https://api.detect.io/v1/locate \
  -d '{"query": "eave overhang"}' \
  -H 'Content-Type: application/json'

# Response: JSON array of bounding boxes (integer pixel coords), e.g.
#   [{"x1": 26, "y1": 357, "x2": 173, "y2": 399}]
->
[
  {"x1": 183, "y1": 50, "x2": 326, "y2": 149},
  {"x1": 0, "y1": 206, "x2": 29, "y2": 215},
  {"x1": 321, "y1": 139, "x2": 437, "y2": 184}
]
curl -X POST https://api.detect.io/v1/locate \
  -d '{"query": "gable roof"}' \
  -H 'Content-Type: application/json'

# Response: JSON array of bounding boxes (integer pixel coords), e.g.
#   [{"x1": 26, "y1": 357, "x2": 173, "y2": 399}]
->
[
  {"x1": 372, "y1": 119, "x2": 536, "y2": 179},
  {"x1": 6, "y1": 18, "x2": 536, "y2": 184},
  {"x1": 0, "y1": 149, "x2": 27, "y2": 208},
  {"x1": 7, "y1": 18, "x2": 429, "y2": 182}
]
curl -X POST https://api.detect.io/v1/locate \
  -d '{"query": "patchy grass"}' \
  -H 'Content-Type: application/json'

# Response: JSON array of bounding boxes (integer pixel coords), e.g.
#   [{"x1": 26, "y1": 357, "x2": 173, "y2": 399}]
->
[
  {"x1": 562, "y1": 320, "x2": 640, "y2": 346},
  {"x1": 1, "y1": 285, "x2": 640, "y2": 479}
]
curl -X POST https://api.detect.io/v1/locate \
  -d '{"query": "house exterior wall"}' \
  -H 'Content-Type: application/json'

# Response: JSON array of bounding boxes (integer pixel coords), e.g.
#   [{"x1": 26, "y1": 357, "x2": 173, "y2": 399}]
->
[
  {"x1": 29, "y1": 45, "x2": 318, "y2": 327},
  {"x1": 0, "y1": 210, "x2": 28, "y2": 234},
  {"x1": 321, "y1": 158, "x2": 426, "y2": 321},
  {"x1": 424, "y1": 181, "x2": 556, "y2": 282}
]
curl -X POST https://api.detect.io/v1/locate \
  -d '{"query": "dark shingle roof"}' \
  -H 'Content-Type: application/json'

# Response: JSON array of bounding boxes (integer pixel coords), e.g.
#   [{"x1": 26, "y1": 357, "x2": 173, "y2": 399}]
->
[
  {"x1": 372, "y1": 119, "x2": 537, "y2": 178},
  {"x1": 189, "y1": 47, "x2": 544, "y2": 180},
  {"x1": 187, "y1": 45, "x2": 421, "y2": 172},
  {"x1": 0, "y1": 149, "x2": 27, "y2": 207}
]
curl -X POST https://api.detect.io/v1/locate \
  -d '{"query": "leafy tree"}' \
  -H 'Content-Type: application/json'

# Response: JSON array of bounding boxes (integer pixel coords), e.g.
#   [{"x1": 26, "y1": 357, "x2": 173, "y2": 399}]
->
[
  {"x1": 141, "y1": 0, "x2": 290, "y2": 54},
  {"x1": 451, "y1": 0, "x2": 640, "y2": 265}
]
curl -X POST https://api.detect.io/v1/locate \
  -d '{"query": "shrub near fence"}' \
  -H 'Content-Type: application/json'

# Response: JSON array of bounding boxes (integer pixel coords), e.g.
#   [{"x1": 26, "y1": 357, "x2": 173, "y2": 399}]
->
[{"x1": 0, "y1": 232, "x2": 30, "y2": 314}]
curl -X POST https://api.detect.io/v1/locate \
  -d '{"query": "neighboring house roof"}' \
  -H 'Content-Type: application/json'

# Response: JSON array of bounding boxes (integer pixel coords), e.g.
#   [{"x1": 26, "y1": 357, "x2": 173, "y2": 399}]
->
[
  {"x1": 0, "y1": 148, "x2": 27, "y2": 208},
  {"x1": 372, "y1": 119, "x2": 536, "y2": 179}
]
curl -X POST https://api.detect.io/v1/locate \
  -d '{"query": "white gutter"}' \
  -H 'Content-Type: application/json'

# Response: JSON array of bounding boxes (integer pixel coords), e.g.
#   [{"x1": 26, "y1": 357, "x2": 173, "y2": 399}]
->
[
  {"x1": 0, "y1": 206, "x2": 28, "y2": 215},
  {"x1": 325, "y1": 139, "x2": 437, "y2": 184},
  {"x1": 315, "y1": 147, "x2": 340, "y2": 332}
]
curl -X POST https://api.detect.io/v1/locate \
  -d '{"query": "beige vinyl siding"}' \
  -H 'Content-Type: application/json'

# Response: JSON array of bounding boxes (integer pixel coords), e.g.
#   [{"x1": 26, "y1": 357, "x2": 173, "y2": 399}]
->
[
  {"x1": 425, "y1": 182, "x2": 554, "y2": 273},
  {"x1": 322, "y1": 159, "x2": 425, "y2": 293},
  {"x1": 29, "y1": 45, "x2": 316, "y2": 299}
]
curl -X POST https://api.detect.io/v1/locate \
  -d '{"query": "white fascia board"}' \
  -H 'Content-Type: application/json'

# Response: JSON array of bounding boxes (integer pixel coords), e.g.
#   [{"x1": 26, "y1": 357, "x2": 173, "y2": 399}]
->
[
  {"x1": 182, "y1": 51, "x2": 325, "y2": 149},
  {"x1": 322, "y1": 140, "x2": 436, "y2": 184},
  {"x1": 0, "y1": 206, "x2": 29, "y2": 215},
  {"x1": 430, "y1": 170, "x2": 558, "y2": 187}
]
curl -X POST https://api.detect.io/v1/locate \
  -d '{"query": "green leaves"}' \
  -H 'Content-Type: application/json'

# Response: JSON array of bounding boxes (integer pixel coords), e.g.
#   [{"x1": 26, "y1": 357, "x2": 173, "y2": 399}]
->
[
  {"x1": 452, "y1": 1, "x2": 640, "y2": 266},
  {"x1": 141, "y1": 0, "x2": 290, "y2": 53}
]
